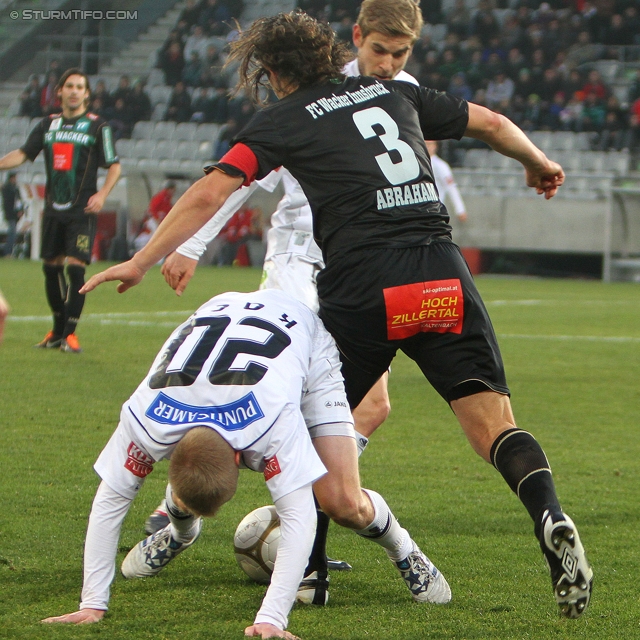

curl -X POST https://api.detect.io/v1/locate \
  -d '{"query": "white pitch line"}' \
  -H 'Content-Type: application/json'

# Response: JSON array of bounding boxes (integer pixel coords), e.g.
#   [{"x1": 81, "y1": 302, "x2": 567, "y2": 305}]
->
[
  {"x1": 498, "y1": 333, "x2": 640, "y2": 343},
  {"x1": 9, "y1": 312, "x2": 640, "y2": 342},
  {"x1": 9, "y1": 310, "x2": 192, "y2": 323}
]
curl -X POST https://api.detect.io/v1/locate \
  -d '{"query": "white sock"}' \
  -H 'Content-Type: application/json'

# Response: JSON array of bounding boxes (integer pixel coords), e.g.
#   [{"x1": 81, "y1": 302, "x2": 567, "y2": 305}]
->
[
  {"x1": 356, "y1": 432, "x2": 369, "y2": 457},
  {"x1": 355, "y1": 489, "x2": 412, "y2": 561},
  {"x1": 165, "y1": 483, "x2": 200, "y2": 543}
]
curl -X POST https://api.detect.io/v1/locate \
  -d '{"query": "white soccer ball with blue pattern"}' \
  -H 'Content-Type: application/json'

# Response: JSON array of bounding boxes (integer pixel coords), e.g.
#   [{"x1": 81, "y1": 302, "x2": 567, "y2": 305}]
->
[{"x1": 234, "y1": 505, "x2": 281, "y2": 584}]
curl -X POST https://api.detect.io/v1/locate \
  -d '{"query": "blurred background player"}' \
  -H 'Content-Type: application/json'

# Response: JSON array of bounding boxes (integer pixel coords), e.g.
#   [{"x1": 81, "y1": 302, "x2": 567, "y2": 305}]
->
[
  {"x1": 1, "y1": 171, "x2": 23, "y2": 257},
  {"x1": 0, "y1": 68, "x2": 121, "y2": 353},
  {"x1": 144, "y1": 0, "x2": 427, "y2": 601},
  {"x1": 0, "y1": 289, "x2": 9, "y2": 344},
  {"x1": 425, "y1": 140, "x2": 468, "y2": 223},
  {"x1": 42, "y1": 289, "x2": 450, "y2": 638}
]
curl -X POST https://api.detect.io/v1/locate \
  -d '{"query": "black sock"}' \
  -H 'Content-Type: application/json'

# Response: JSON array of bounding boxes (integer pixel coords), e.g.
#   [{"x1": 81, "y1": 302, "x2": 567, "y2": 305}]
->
[
  {"x1": 43, "y1": 264, "x2": 67, "y2": 337},
  {"x1": 304, "y1": 508, "x2": 330, "y2": 575},
  {"x1": 490, "y1": 428, "x2": 562, "y2": 534},
  {"x1": 63, "y1": 264, "x2": 86, "y2": 337}
]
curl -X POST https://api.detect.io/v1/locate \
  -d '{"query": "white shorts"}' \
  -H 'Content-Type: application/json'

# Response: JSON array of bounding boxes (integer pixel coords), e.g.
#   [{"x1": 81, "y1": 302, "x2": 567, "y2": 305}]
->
[{"x1": 260, "y1": 253, "x2": 322, "y2": 313}]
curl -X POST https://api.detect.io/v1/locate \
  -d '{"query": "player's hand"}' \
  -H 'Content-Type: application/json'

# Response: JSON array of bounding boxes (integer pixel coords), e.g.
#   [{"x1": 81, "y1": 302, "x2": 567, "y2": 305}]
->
[
  {"x1": 457, "y1": 212, "x2": 468, "y2": 223},
  {"x1": 80, "y1": 259, "x2": 147, "y2": 294},
  {"x1": 41, "y1": 609, "x2": 105, "y2": 624},
  {"x1": 525, "y1": 158, "x2": 564, "y2": 200},
  {"x1": 85, "y1": 192, "x2": 106, "y2": 214},
  {"x1": 161, "y1": 252, "x2": 198, "y2": 296},
  {"x1": 245, "y1": 623, "x2": 300, "y2": 639}
]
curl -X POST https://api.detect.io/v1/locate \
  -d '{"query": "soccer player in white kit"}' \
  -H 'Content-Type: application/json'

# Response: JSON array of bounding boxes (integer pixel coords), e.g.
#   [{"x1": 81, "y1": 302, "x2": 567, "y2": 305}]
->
[
  {"x1": 425, "y1": 140, "x2": 468, "y2": 223},
  {"x1": 42, "y1": 289, "x2": 451, "y2": 638}
]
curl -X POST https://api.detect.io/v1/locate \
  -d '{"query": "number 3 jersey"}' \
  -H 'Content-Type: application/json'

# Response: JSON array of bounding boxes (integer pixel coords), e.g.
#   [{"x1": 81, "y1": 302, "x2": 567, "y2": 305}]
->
[
  {"x1": 95, "y1": 289, "x2": 352, "y2": 502},
  {"x1": 216, "y1": 76, "x2": 469, "y2": 264}
]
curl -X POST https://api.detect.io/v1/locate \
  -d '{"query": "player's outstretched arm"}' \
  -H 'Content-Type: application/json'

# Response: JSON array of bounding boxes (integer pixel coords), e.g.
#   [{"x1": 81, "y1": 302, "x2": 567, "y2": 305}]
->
[
  {"x1": 244, "y1": 623, "x2": 301, "y2": 639},
  {"x1": 81, "y1": 170, "x2": 244, "y2": 295},
  {"x1": 42, "y1": 609, "x2": 105, "y2": 624},
  {"x1": 465, "y1": 103, "x2": 564, "y2": 200}
]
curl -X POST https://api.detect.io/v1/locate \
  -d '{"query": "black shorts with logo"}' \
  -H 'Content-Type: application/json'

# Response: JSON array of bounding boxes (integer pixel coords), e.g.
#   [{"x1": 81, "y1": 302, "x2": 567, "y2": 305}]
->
[
  {"x1": 40, "y1": 210, "x2": 97, "y2": 263},
  {"x1": 317, "y1": 240, "x2": 509, "y2": 408}
]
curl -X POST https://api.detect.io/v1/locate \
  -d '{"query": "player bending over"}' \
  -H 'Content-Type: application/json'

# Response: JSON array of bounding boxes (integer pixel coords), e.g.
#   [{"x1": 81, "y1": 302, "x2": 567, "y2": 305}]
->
[{"x1": 42, "y1": 290, "x2": 450, "y2": 638}]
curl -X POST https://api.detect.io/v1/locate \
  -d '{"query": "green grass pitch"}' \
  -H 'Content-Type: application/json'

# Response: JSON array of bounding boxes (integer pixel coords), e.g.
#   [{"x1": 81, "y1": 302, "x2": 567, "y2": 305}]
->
[{"x1": 1, "y1": 259, "x2": 639, "y2": 639}]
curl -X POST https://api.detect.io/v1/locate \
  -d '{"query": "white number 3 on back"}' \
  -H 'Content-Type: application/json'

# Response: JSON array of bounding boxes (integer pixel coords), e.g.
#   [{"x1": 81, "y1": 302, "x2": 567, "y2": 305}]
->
[{"x1": 352, "y1": 106, "x2": 420, "y2": 186}]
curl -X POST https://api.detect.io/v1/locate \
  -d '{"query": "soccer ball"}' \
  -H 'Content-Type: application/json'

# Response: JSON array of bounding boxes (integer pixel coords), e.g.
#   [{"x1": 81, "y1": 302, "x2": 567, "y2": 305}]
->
[{"x1": 234, "y1": 505, "x2": 281, "y2": 584}]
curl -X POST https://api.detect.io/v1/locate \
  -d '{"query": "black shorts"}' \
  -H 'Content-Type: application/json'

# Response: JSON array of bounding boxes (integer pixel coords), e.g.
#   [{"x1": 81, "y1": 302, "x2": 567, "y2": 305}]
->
[
  {"x1": 317, "y1": 241, "x2": 509, "y2": 408},
  {"x1": 40, "y1": 211, "x2": 97, "y2": 264}
]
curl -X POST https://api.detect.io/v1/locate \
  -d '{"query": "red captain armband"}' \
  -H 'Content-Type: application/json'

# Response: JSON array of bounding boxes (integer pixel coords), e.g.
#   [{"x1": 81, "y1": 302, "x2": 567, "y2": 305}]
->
[{"x1": 216, "y1": 143, "x2": 259, "y2": 186}]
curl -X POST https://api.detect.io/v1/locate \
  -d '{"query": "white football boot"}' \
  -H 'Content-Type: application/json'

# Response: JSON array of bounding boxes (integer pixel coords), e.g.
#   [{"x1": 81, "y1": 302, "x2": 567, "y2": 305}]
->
[
  {"x1": 392, "y1": 541, "x2": 451, "y2": 604},
  {"x1": 122, "y1": 519, "x2": 202, "y2": 578}
]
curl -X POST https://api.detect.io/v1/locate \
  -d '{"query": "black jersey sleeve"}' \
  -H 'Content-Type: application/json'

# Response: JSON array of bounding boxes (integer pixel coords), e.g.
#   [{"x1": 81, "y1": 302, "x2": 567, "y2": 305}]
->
[
  {"x1": 232, "y1": 109, "x2": 286, "y2": 180},
  {"x1": 392, "y1": 82, "x2": 469, "y2": 141},
  {"x1": 20, "y1": 119, "x2": 46, "y2": 161},
  {"x1": 96, "y1": 122, "x2": 119, "y2": 168}
]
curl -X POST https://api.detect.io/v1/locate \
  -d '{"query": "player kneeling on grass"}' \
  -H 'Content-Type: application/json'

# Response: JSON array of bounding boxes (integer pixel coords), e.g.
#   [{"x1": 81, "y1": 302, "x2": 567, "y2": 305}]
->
[{"x1": 42, "y1": 289, "x2": 450, "y2": 638}]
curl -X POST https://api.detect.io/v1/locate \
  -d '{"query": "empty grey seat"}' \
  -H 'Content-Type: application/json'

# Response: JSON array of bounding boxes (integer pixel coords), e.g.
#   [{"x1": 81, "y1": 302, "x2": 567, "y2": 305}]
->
[
  {"x1": 174, "y1": 140, "x2": 199, "y2": 160},
  {"x1": 194, "y1": 123, "x2": 220, "y2": 143},
  {"x1": 116, "y1": 138, "x2": 134, "y2": 157},
  {"x1": 174, "y1": 122, "x2": 198, "y2": 141},
  {"x1": 153, "y1": 121, "x2": 176, "y2": 140},
  {"x1": 578, "y1": 152, "x2": 605, "y2": 173},
  {"x1": 132, "y1": 139, "x2": 155, "y2": 158},
  {"x1": 154, "y1": 140, "x2": 174, "y2": 159},
  {"x1": 132, "y1": 121, "x2": 154, "y2": 139},
  {"x1": 464, "y1": 149, "x2": 488, "y2": 168}
]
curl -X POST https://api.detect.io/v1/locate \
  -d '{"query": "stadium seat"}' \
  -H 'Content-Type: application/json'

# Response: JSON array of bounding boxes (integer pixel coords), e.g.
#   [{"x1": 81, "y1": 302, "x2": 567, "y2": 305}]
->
[
  {"x1": 132, "y1": 121, "x2": 154, "y2": 139},
  {"x1": 149, "y1": 85, "x2": 173, "y2": 106},
  {"x1": 196, "y1": 141, "x2": 214, "y2": 161},
  {"x1": 116, "y1": 138, "x2": 134, "y2": 157},
  {"x1": 528, "y1": 131, "x2": 552, "y2": 151},
  {"x1": 603, "y1": 152, "x2": 630, "y2": 176},
  {"x1": 463, "y1": 148, "x2": 488, "y2": 168},
  {"x1": 578, "y1": 152, "x2": 605, "y2": 173},
  {"x1": 131, "y1": 139, "x2": 155, "y2": 159},
  {"x1": 194, "y1": 124, "x2": 221, "y2": 143},
  {"x1": 153, "y1": 121, "x2": 176, "y2": 140},
  {"x1": 174, "y1": 122, "x2": 198, "y2": 141},
  {"x1": 154, "y1": 140, "x2": 174, "y2": 159},
  {"x1": 152, "y1": 103, "x2": 167, "y2": 121},
  {"x1": 174, "y1": 140, "x2": 199, "y2": 160}
]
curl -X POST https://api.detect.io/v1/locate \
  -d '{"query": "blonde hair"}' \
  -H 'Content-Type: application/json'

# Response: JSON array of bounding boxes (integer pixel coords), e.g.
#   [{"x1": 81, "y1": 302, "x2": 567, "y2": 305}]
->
[
  {"x1": 357, "y1": 0, "x2": 424, "y2": 42},
  {"x1": 169, "y1": 427, "x2": 238, "y2": 517}
]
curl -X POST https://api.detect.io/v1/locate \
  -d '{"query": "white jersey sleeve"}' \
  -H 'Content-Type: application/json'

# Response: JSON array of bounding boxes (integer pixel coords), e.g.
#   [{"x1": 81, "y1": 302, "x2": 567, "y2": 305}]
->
[
  {"x1": 431, "y1": 154, "x2": 466, "y2": 217},
  {"x1": 80, "y1": 481, "x2": 133, "y2": 611},
  {"x1": 254, "y1": 483, "x2": 316, "y2": 630},
  {"x1": 176, "y1": 171, "x2": 284, "y2": 260}
]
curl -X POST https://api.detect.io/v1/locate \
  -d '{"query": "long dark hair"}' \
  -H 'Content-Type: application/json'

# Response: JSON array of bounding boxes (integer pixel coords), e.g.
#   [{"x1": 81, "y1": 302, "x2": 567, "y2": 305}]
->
[{"x1": 228, "y1": 10, "x2": 351, "y2": 104}]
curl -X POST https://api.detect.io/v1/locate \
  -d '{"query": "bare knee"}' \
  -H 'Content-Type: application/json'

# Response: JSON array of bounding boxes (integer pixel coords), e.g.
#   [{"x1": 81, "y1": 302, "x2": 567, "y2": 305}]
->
[
  {"x1": 317, "y1": 490, "x2": 372, "y2": 529},
  {"x1": 451, "y1": 391, "x2": 516, "y2": 463}
]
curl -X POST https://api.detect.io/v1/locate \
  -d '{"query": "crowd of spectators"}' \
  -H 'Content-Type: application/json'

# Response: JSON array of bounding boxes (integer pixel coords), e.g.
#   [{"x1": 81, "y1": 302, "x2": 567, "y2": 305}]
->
[
  {"x1": 19, "y1": 64, "x2": 152, "y2": 141},
  {"x1": 19, "y1": 0, "x2": 640, "y2": 154},
  {"x1": 302, "y1": 0, "x2": 640, "y2": 152}
]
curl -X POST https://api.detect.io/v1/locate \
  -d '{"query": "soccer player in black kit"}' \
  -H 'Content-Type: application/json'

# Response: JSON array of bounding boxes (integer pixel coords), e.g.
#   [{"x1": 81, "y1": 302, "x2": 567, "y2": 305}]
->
[
  {"x1": 84, "y1": 11, "x2": 593, "y2": 620},
  {"x1": 0, "y1": 68, "x2": 121, "y2": 353}
]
